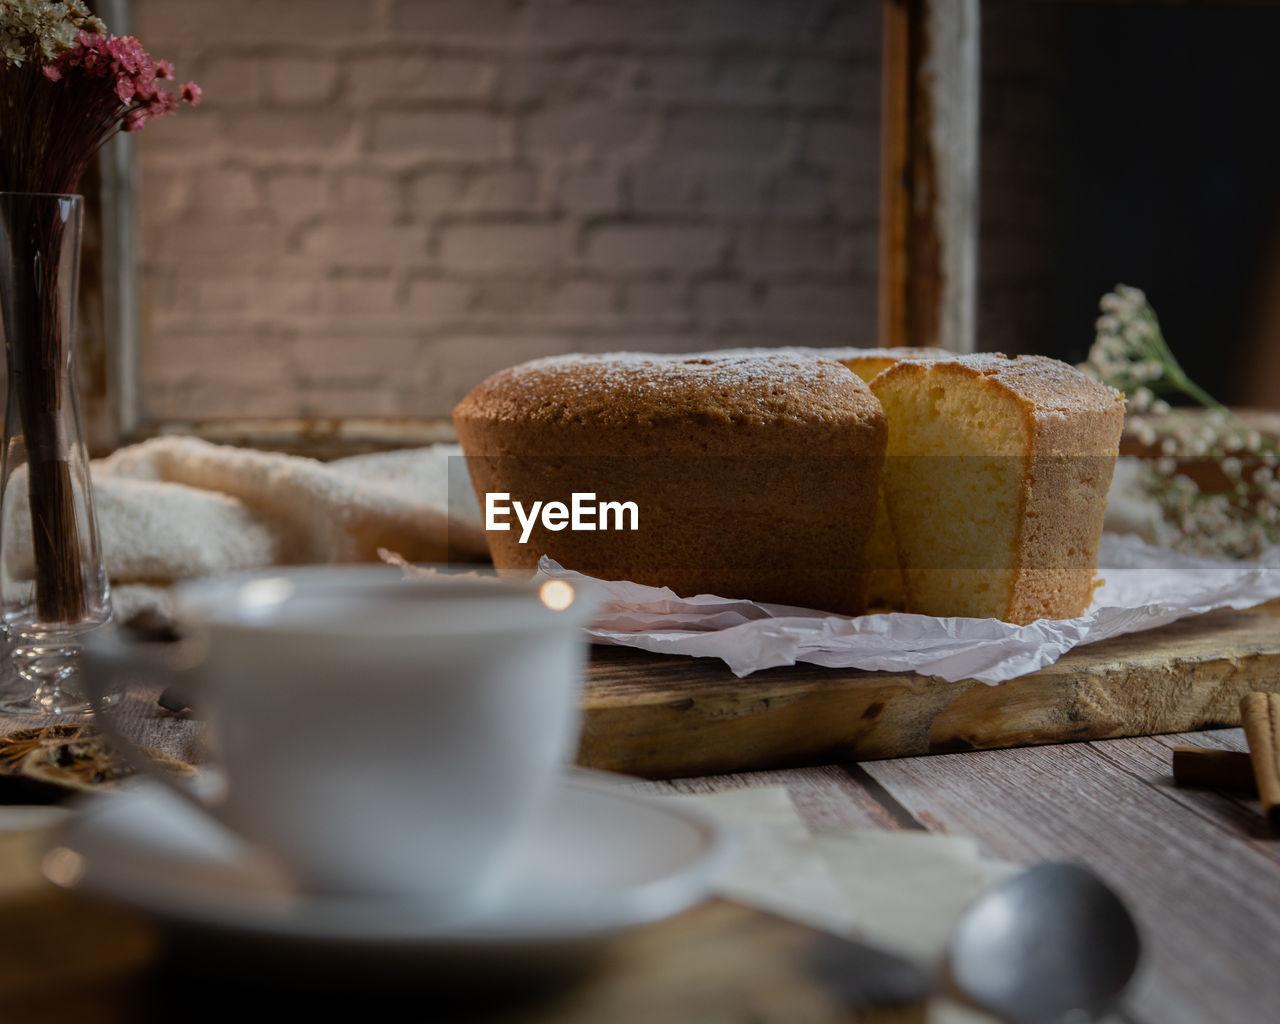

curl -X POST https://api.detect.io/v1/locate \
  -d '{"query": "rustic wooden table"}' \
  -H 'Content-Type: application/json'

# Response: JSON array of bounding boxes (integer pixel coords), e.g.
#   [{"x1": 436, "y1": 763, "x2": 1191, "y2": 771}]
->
[
  {"x1": 647, "y1": 725, "x2": 1280, "y2": 1024},
  {"x1": 1, "y1": 693, "x2": 1276, "y2": 1022}
]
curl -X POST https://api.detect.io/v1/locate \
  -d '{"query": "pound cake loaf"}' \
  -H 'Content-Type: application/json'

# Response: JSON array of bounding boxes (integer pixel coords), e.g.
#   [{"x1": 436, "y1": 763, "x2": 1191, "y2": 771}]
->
[
  {"x1": 870, "y1": 354, "x2": 1125, "y2": 624},
  {"x1": 454, "y1": 352, "x2": 887, "y2": 615}
]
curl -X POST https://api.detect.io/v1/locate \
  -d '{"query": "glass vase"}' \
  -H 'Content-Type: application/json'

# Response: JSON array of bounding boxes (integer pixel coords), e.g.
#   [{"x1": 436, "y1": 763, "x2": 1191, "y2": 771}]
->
[{"x1": 0, "y1": 192, "x2": 112, "y2": 715}]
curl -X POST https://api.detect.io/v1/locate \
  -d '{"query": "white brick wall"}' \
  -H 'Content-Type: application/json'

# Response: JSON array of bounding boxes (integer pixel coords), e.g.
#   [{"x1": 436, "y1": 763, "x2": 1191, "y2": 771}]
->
[{"x1": 133, "y1": 0, "x2": 887, "y2": 421}]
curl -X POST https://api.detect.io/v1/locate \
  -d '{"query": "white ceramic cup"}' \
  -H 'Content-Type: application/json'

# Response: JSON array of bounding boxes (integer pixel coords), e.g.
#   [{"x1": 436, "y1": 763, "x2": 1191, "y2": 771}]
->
[{"x1": 81, "y1": 566, "x2": 596, "y2": 917}]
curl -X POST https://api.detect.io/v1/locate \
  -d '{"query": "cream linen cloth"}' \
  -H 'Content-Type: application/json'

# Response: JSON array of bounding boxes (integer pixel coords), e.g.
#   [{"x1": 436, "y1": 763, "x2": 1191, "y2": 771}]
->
[
  {"x1": 3, "y1": 437, "x2": 488, "y2": 619},
  {"x1": 669, "y1": 786, "x2": 1124, "y2": 1024}
]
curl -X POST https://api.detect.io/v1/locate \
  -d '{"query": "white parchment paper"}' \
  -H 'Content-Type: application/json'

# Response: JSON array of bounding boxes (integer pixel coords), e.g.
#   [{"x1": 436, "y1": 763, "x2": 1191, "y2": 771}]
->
[{"x1": 534, "y1": 533, "x2": 1280, "y2": 684}]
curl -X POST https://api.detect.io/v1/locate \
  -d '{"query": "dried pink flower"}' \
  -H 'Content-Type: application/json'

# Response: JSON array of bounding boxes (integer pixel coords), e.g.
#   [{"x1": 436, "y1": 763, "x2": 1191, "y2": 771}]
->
[{"x1": 3, "y1": 30, "x2": 200, "y2": 192}]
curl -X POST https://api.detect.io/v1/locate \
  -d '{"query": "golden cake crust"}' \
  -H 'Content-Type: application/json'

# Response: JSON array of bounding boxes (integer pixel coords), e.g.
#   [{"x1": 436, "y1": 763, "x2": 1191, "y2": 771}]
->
[
  {"x1": 698, "y1": 346, "x2": 953, "y2": 381},
  {"x1": 454, "y1": 351, "x2": 885, "y2": 457},
  {"x1": 947, "y1": 352, "x2": 1125, "y2": 423}
]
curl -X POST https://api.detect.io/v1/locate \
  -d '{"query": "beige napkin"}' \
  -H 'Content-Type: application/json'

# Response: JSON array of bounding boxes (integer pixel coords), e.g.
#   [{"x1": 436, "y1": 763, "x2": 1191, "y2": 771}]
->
[
  {"x1": 3, "y1": 437, "x2": 488, "y2": 619},
  {"x1": 663, "y1": 786, "x2": 1021, "y2": 1024}
]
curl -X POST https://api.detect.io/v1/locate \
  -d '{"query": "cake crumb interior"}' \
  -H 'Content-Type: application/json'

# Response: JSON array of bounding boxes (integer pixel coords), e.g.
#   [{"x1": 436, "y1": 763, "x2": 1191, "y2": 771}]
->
[{"x1": 876, "y1": 370, "x2": 1028, "y2": 620}]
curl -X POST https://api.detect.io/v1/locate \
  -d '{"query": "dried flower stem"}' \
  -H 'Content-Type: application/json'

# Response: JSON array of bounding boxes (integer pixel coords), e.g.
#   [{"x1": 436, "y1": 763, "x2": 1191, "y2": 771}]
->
[
  {"x1": 0, "y1": 11, "x2": 198, "y2": 625},
  {"x1": 0, "y1": 195, "x2": 84, "y2": 620}
]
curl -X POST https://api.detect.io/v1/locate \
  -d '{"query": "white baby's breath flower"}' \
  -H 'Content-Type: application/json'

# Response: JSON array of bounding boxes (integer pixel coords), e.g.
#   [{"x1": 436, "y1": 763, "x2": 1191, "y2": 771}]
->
[
  {"x1": 0, "y1": 0, "x2": 105, "y2": 66},
  {"x1": 1084, "y1": 284, "x2": 1280, "y2": 558},
  {"x1": 1126, "y1": 319, "x2": 1155, "y2": 341}
]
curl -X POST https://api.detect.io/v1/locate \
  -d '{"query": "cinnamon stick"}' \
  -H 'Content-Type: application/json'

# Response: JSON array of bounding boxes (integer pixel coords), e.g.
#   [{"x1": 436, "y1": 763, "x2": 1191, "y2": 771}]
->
[
  {"x1": 1171, "y1": 746, "x2": 1258, "y2": 792},
  {"x1": 1239, "y1": 692, "x2": 1280, "y2": 825}
]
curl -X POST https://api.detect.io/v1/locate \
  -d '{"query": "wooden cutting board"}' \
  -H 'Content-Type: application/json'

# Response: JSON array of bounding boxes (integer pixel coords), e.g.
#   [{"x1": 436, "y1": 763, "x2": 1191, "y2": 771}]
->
[{"x1": 577, "y1": 600, "x2": 1280, "y2": 779}]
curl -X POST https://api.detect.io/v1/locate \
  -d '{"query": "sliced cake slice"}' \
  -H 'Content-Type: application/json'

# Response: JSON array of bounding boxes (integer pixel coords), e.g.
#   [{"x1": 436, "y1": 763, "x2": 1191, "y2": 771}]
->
[
  {"x1": 836, "y1": 348, "x2": 953, "y2": 610},
  {"x1": 870, "y1": 354, "x2": 1125, "y2": 623}
]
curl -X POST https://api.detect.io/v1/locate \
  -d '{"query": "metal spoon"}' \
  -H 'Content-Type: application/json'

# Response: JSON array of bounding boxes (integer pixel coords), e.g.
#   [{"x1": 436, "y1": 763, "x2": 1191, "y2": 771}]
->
[{"x1": 948, "y1": 861, "x2": 1141, "y2": 1024}]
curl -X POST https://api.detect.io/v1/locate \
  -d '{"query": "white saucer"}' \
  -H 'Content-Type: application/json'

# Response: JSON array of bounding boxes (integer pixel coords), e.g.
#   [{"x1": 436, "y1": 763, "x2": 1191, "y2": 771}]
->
[{"x1": 46, "y1": 774, "x2": 730, "y2": 951}]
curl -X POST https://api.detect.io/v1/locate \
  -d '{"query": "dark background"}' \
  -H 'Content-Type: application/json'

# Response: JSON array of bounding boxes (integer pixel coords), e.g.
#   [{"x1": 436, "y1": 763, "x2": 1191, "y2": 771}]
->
[{"x1": 983, "y1": 1, "x2": 1280, "y2": 406}]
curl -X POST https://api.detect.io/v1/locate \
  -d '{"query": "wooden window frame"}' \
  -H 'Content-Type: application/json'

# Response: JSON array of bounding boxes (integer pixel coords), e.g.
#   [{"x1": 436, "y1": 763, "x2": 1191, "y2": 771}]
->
[{"x1": 879, "y1": 0, "x2": 980, "y2": 355}]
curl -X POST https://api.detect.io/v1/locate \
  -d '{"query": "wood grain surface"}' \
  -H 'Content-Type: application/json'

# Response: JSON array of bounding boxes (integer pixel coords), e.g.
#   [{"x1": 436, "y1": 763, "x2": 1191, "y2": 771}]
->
[
  {"x1": 859, "y1": 734, "x2": 1280, "y2": 1024},
  {"x1": 578, "y1": 602, "x2": 1280, "y2": 778},
  {"x1": 1, "y1": 722, "x2": 1273, "y2": 1023},
  {"x1": 637, "y1": 726, "x2": 1279, "y2": 1024}
]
